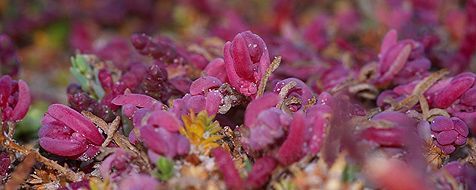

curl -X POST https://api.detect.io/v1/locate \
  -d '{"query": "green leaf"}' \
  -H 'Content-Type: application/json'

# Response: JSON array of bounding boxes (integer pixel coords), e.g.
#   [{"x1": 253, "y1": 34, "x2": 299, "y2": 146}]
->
[
  {"x1": 244, "y1": 157, "x2": 252, "y2": 172},
  {"x1": 92, "y1": 69, "x2": 105, "y2": 99},
  {"x1": 154, "y1": 156, "x2": 174, "y2": 181},
  {"x1": 342, "y1": 164, "x2": 359, "y2": 182},
  {"x1": 70, "y1": 67, "x2": 89, "y2": 90}
]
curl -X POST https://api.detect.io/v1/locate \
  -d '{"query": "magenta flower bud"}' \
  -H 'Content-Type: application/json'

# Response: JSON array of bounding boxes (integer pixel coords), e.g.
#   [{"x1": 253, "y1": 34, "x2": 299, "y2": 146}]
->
[
  {"x1": 372, "y1": 111, "x2": 417, "y2": 128},
  {"x1": 112, "y1": 93, "x2": 161, "y2": 109},
  {"x1": 100, "y1": 149, "x2": 137, "y2": 181},
  {"x1": 429, "y1": 73, "x2": 475, "y2": 108},
  {"x1": 224, "y1": 31, "x2": 270, "y2": 97},
  {"x1": 442, "y1": 161, "x2": 466, "y2": 183},
  {"x1": 246, "y1": 156, "x2": 277, "y2": 189},
  {"x1": 0, "y1": 75, "x2": 31, "y2": 122},
  {"x1": 242, "y1": 108, "x2": 291, "y2": 151},
  {"x1": 119, "y1": 173, "x2": 159, "y2": 190},
  {"x1": 374, "y1": 29, "x2": 430, "y2": 86},
  {"x1": 204, "y1": 58, "x2": 228, "y2": 82},
  {"x1": 277, "y1": 112, "x2": 306, "y2": 166},
  {"x1": 189, "y1": 76, "x2": 222, "y2": 96},
  {"x1": 121, "y1": 104, "x2": 138, "y2": 119},
  {"x1": 98, "y1": 68, "x2": 114, "y2": 94},
  {"x1": 361, "y1": 127, "x2": 404, "y2": 147},
  {"x1": 460, "y1": 87, "x2": 476, "y2": 106},
  {"x1": 170, "y1": 93, "x2": 221, "y2": 118},
  {"x1": 244, "y1": 93, "x2": 280, "y2": 127},
  {"x1": 430, "y1": 116, "x2": 454, "y2": 132},
  {"x1": 305, "y1": 104, "x2": 332, "y2": 154},
  {"x1": 140, "y1": 125, "x2": 189, "y2": 158},
  {"x1": 430, "y1": 116, "x2": 469, "y2": 154},
  {"x1": 147, "y1": 110, "x2": 181, "y2": 132},
  {"x1": 39, "y1": 104, "x2": 104, "y2": 160},
  {"x1": 212, "y1": 148, "x2": 244, "y2": 190},
  {"x1": 273, "y1": 78, "x2": 314, "y2": 112},
  {"x1": 205, "y1": 91, "x2": 222, "y2": 115}
]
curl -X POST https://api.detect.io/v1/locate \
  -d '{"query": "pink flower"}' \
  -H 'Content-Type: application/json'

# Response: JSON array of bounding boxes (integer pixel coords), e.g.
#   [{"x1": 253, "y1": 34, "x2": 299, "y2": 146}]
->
[
  {"x1": 112, "y1": 93, "x2": 163, "y2": 119},
  {"x1": 100, "y1": 149, "x2": 138, "y2": 181},
  {"x1": 119, "y1": 173, "x2": 159, "y2": 190},
  {"x1": 39, "y1": 104, "x2": 104, "y2": 161},
  {"x1": 361, "y1": 111, "x2": 417, "y2": 147},
  {"x1": 212, "y1": 148, "x2": 244, "y2": 190},
  {"x1": 224, "y1": 31, "x2": 270, "y2": 97},
  {"x1": 246, "y1": 156, "x2": 277, "y2": 189},
  {"x1": 204, "y1": 58, "x2": 228, "y2": 82},
  {"x1": 0, "y1": 75, "x2": 31, "y2": 122},
  {"x1": 273, "y1": 77, "x2": 314, "y2": 112},
  {"x1": 242, "y1": 93, "x2": 290, "y2": 151},
  {"x1": 276, "y1": 111, "x2": 306, "y2": 165},
  {"x1": 141, "y1": 126, "x2": 190, "y2": 159},
  {"x1": 374, "y1": 30, "x2": 430, "y2": 86},
  {"x1": 430, "y1": 116, "x2": 469, "y2": 154}
]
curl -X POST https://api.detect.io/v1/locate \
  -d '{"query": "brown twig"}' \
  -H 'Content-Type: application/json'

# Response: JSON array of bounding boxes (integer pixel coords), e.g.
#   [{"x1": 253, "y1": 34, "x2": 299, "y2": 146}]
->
[
  {"x1": 0, "y1": 130, "x2": 81, "y2": 181},
  {"x1": 393, "y1": 69, "x2": 448, "y2": 111},
  {"x1": 7, "y1": 121, "x2": 15, "y2": 139},
  {"x1": 256, "y1": 56, "x2": 281, "y2": 98},
  {"x1": 5, "y1": 153, "x2": 36, "y2": 190}
]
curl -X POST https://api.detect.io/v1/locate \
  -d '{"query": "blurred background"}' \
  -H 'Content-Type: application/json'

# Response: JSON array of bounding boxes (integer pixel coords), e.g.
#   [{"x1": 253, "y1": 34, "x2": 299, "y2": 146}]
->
[{"x1": 0, "y1": 0, "x2": 472, "y2": 141}]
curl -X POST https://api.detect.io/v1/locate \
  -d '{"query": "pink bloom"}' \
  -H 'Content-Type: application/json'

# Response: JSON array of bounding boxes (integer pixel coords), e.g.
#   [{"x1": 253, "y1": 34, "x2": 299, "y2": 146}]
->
[
  {"x1": 212, "y1": 148, "x2": 244, "y2": 190},
  {"x1": 273, "y1": 78, "x2": 314, "y2": 112},
  {"x1": 100, "y1": 149, "x2": 138, "y2": 181},
  {"x1": 305, "y1": 104, "x2": 332, "y2": 154},
  {"x1": 204, "y1": 58, "x2": 228, "y2": 82},
  {"x1": 224, "y1": 31, "x2": 270, "y2": 98},
  {"x1": 119, "y1": 173, "x2": 159, "y2": 190},
  {"x1": 39, "y1": 104, "x2": 104, "y2": 160},
  {"x1": 141, "y1": 126, "x2": 189, "y2": 159},
  {"x1": 246, "y1": 156, "x2": 277, "y2": 189},
  {"x1": 276, "y1": 112, "x2": 306, "y2": 166},
  {"x1": 0, "y1": 75, "x2": 31, "y2": 122},
  {"x1": 374, "y1": 30, "x2": 430, "y2": 86},
  {"x1": 430, "y1": 116, "x2": 469, "y2": 154}
]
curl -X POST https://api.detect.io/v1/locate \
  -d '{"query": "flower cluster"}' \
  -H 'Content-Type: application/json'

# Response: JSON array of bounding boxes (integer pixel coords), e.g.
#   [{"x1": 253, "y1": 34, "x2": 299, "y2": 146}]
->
[{"x1": 2, "y1": 1, "x2": 476, "y2": 189}]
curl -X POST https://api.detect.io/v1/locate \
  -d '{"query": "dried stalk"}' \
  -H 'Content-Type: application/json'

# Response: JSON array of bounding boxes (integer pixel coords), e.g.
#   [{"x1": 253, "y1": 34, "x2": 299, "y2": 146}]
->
[
  {"x1": 5, "y1": 153, "x2": 36, "y2": 190},
  {"x1": 257, "y1": 56, "x2": 281, "y2": 98},
  {"x1": 393, "y1": 69, "x2": 448, "y2": 111},
  {"x1": 0, "y1": 129, "x2": 81, "y2": 181}
]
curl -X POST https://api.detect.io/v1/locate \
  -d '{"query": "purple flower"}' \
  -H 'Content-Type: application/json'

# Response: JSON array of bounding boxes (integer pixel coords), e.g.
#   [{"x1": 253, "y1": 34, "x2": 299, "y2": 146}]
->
[
  {"x1": 246, "y1": 156, "x2": 277, "y2": 189},
  {"x1": 224, "y1": 31, "x2": 270, "y2": 98},
  {"x1": 427, "y1": 72, "x2": 475, "y2": 108},
  {"x1": 141, "y1": 126, "x2": 189, "y2": 159},
  {"x1": 112, "y1": 93, "x2": 163, "y2": 119},
  {"x1": 273, "y1": 77, "x2": 314, "y2": 112},
  {"x1": 39, "y1": 104, "x2": 104, "y2": 160},
  {"x1": 305, "y1": 104, "x2": 332, "y2": 154},
  {"x1": 212, "y1": 148, "x2": 244, "y2": 190},
  {"x1": 242, "y1": 93, "x2": 290, "y2": 151},
  {"x1": 276, "y1": 111, "x2": 306, "y2": 166},
  {"x1": 373, "y1": 30, "x2": 430, "y2": 86},
  {"x1": 100, "y1": 149, "x2": 138, "y2": 181},
  {"x1": 204, "y1": 58, "x2": 228, "y2": 82},
  {"x1": 361, "y1": 111, "x2": 417, "y2": 147},
  {"x1": 0, "y1": 75, "x2": 31, "y2": 122},
  {"x1": 119, "y1": 173, "x2": 160, "y2": 190},
  {"x1": 430, "y1": 116, "x2": 469, "y2": 154}
]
